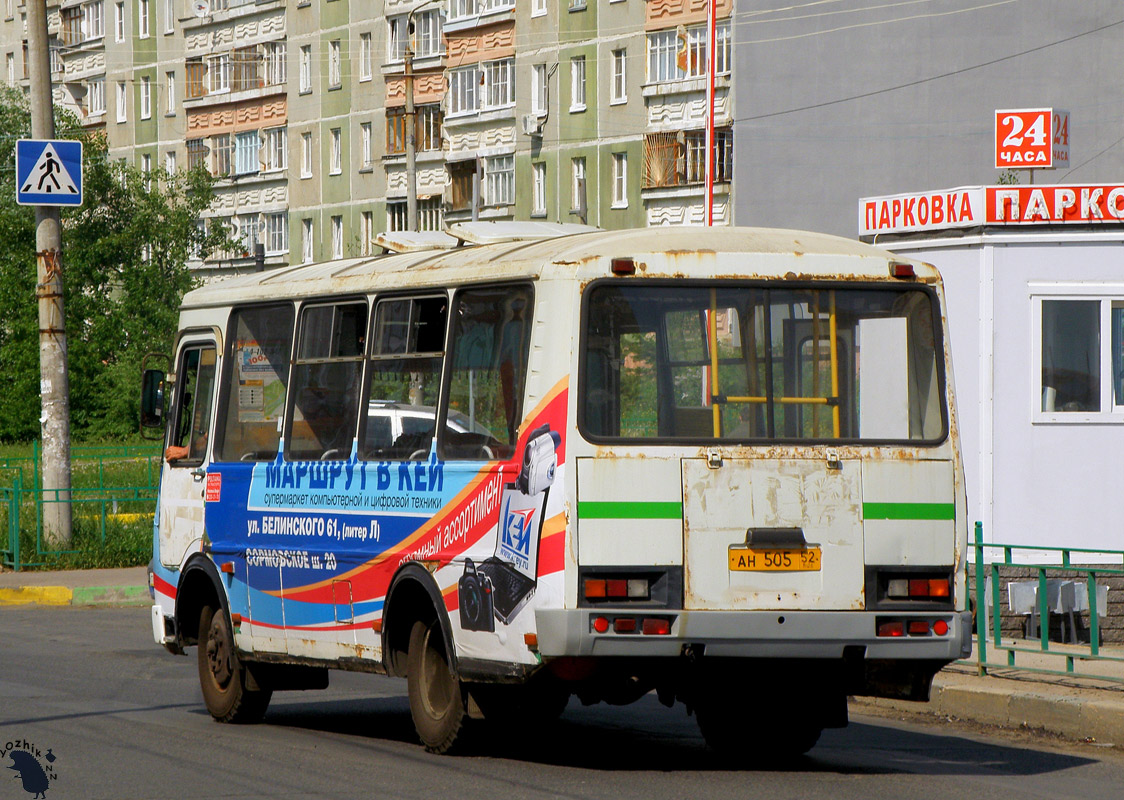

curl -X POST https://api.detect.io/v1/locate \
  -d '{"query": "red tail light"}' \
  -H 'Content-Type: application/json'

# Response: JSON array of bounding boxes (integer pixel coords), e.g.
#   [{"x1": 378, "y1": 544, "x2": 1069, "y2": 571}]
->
[
  {"x1": 613, "y1": 617, "x2": 637, "y2": 633},
  {"x1": 642, "y1": 618, "x2": 671, "y2": 635},
  {"x1": 878, "y1": 621, "x2": 905, "y2": 637}
]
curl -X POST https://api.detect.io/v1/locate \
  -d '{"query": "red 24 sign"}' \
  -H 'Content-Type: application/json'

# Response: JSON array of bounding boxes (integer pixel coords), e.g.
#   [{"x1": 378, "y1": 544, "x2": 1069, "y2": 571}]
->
[{"x1": 995, "y1": 109, "x2": 1068, "y2": 169}]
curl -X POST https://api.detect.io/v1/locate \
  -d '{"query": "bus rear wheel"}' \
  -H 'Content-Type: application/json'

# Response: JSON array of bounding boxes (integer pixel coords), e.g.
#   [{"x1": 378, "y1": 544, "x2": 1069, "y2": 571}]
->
[
  {"x1": 197, "y1": 604, "x2": 271, "y2": 723},
  {"x1": 407, "y1": 619, "x2": 466, "y2": 754}
]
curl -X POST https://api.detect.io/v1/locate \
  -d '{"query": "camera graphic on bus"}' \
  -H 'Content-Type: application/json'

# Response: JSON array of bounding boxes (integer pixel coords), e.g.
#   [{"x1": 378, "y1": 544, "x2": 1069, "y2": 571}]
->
[{"x1": 457, "y1": 424, "x2": 560, "y2": 631}]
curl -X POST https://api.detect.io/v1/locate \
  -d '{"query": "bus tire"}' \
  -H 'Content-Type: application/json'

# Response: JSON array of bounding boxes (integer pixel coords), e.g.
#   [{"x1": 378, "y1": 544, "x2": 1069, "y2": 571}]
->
[
  {"x1": 695, "y1": 695, "x2": 821, "y2": 760},
  {"x1": 197, "y1": 604, "x2": 271, "y2": 724},
  {"x1": 407, "y1": 619, "x2": 466, "y2": 754}
]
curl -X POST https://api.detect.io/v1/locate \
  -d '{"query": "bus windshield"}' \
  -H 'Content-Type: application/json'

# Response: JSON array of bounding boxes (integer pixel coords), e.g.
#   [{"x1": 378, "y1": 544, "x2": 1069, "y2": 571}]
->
[{"x1": 582, "y1": 282, "x2": 945, "y2": 443}]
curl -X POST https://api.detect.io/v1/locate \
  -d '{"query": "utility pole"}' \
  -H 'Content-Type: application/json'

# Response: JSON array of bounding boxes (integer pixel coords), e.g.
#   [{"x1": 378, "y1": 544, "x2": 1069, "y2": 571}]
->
[
  {"x1": 403, "y1": 0, "x2": 441, "y2": 232},
  {"x1": 27, "y1": 0, "x2": 73, "y2": 547}
]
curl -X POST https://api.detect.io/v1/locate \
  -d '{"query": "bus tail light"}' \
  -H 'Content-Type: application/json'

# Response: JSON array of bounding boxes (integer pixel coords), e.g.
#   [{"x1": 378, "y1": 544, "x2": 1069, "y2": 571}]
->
[
  {"x1": 592, "y1": 616, "x2": 610, "y2": 633},
  {"x1": 877, "y1": 571, "x2": 954, "y2": 606},
  {"x1": 908, "y1": 621, "x2": 930, "y2": 636},
  {"x1": 642, "y1": 618, "x2": 670, "y2": 635},
  {"x1": 877, "y1": 620, "x2": 905, "y2": 637},
  {"x1": 611, "y1": 258, "x2": 635, "y2": 275},
  {"x1": 890, "y1": 261, "x2": 916, "y2": 279},
  {"x1": 584, "y1": 579, "x2": 607, "y2": 599},
  {"x1": 613, "y1": 617, "x2": 637, "y2": 633},
  {"x1": 933, "y1": 619, "x2": 949, "y2": 636},
  {"x1": 583, "y1": 575, "x2": 652, "y2": 602}
]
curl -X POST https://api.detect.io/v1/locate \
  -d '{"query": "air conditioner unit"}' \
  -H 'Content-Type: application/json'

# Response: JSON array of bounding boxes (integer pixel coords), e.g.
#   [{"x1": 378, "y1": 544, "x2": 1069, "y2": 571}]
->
[{"x1": 521, "y1": 113, "x2": 545, "y2": 136}]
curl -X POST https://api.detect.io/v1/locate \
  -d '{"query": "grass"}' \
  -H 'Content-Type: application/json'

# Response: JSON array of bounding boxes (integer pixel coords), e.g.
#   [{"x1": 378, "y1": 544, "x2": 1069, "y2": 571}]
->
[{"x1": 1, "y1": 439, "x2": 161, "y2": 571}]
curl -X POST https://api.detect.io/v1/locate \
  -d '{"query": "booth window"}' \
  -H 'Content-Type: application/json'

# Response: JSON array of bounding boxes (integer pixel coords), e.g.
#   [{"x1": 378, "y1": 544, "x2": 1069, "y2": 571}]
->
[{"x1": 1035, "y1": 296, "x2": 1124, "y2": 420}]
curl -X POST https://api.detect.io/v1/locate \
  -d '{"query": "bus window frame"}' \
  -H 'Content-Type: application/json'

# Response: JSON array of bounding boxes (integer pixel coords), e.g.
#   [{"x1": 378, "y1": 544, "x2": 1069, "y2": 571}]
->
[
  {"x1": 166, "y1": 334, "x2": 220, "y2": 469},
  {"x1": 212, "y1": 302, "x2": 297, "y2": 463},
  {"x1": 438, "y1": 280, "x2": 536, "y2": 462},
  {"x1": 283, "y1": 296, "x2": 371, "y2": 462},
  {"x1": 576, "y1": 277, "x2": 949, "y2": 447}
]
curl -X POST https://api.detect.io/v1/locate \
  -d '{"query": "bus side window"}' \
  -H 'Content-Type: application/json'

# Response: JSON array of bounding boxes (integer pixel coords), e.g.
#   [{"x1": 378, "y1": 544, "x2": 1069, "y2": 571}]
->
[
  {"x1": 360, "y1": 295, "x2": 447, "y2": 461},
  {"x1": 444, "y1": 284, "x2": 533, "y2": 461},
  {"x1": 286, "y1": 301, "x2": 367, "y2": 461},
  {"x1": 214, "y1": 305, "x2": 295, "y2": 462},
  {"x1": 168, "y1": 344, "x2": 217, "y2": 465}
]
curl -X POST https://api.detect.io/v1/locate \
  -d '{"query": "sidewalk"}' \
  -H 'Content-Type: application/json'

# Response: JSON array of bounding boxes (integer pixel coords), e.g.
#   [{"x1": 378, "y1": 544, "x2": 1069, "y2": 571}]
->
[
  {"x1": 0, "y1": 565, "x2": 149, "y2": 607},
  {"x1": 3, "y1": 567, "x2": 1124, "y2": 747}
]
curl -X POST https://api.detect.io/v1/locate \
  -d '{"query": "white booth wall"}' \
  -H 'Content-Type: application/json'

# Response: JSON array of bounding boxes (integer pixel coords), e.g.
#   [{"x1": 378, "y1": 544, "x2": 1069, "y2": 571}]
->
[{"x1": 883, "y1": 233, "x2": 1124, "y2": 556}]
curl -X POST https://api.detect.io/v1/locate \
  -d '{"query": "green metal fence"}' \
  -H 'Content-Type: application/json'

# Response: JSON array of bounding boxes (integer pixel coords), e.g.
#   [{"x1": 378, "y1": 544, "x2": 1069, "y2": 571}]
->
[
  {"x1": 0, "y1": 443, "x2": 161, "y2": 571},
  {"x1": 971, "y1": 521, "x2": 1124, "y2": 682}
]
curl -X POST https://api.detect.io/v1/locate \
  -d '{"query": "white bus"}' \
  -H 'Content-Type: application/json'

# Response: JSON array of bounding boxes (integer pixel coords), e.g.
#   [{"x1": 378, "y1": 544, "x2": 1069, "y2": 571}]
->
[{"x1": 144, "y1": 224, "x2": 970, "y2": 757}]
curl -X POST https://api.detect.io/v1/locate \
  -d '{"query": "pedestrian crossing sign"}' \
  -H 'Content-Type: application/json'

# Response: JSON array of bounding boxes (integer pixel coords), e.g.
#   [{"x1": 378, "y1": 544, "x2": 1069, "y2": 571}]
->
[{"x1": 16, "y1": 139, "x2": 83, "y2": 206}]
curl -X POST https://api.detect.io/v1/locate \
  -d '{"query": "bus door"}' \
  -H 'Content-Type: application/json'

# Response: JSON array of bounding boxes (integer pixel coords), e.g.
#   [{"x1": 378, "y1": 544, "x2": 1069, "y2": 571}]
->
[{"x1": 159, "y1": 337, "x2": 218, "y2": 568}]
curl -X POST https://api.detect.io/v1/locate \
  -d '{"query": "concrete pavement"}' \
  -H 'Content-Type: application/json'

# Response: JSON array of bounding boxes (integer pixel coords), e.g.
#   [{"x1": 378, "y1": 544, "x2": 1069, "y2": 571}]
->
[{"x1": 3, "y1": 565, "x2": 1124, "y2": 749}]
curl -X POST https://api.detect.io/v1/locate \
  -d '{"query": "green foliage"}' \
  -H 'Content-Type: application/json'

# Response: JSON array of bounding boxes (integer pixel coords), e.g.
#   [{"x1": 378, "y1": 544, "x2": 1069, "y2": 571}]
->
[{"x1": 0, "y1": 85, "x2": 233, "y2": 441}]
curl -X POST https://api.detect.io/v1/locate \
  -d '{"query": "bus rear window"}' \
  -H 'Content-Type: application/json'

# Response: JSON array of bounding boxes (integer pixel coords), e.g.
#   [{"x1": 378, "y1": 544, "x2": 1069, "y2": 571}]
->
[{"x1": 581, "y1": 283, "x2": 945, "y2": 443}]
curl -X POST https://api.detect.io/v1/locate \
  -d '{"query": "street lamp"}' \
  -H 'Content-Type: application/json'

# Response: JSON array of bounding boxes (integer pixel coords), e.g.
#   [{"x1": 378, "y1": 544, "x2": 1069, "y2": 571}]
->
[{"x1": 404, "y1": 0, "x2": 443, "y2": 232}]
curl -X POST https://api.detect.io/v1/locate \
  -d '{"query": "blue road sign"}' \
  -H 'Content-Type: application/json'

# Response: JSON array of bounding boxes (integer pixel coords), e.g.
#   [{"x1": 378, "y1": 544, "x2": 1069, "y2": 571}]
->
[{"x1": 16, "y1": 139, "x2": 83, "y2": 206}]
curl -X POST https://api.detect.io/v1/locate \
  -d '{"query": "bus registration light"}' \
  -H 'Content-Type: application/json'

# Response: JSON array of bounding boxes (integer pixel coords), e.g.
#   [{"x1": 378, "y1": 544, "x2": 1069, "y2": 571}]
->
[{"x1": 642, "y1": 618, "x2": 670, "y2": 635}]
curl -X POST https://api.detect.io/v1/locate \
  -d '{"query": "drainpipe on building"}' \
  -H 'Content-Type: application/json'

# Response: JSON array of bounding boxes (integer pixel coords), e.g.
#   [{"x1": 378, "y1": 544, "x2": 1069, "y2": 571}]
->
[{"x1": 705, "y1": 0, "x2": 717, "y2": 226}]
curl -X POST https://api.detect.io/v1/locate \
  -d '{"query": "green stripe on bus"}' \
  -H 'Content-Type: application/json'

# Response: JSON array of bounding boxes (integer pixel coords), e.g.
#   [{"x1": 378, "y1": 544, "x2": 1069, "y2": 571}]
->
[
  {"x1": 578, "y1": 501, "x2": 684, "y2": 520},
  {"x1": 863, "y1": 502, "x2": 955, "y2": 521}
]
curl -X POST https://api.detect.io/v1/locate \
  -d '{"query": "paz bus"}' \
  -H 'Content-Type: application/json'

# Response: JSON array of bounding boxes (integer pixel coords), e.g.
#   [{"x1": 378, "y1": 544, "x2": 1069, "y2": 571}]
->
[{"x1": 143, "y1": 223, "x2": 971, "y2": 757}]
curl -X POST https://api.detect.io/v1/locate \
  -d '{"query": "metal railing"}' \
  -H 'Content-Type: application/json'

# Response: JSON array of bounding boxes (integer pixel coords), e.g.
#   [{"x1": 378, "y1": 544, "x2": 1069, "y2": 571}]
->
[
  {"x1": 971, "y1": 521, "x2": 1124, "y2": 682},
  {"x1": 0, "y1": 444, "x2": 161, "y2": 571}
]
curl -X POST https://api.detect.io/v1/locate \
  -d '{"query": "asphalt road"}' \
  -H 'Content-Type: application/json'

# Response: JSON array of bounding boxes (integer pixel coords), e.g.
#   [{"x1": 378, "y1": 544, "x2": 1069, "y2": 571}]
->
[{"x1": 2, "y1": 606, "x2": 1123, "y2": 800}]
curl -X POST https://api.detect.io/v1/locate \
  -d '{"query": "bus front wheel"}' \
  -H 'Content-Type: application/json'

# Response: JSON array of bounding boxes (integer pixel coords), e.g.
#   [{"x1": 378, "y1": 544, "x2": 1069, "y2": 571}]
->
[
  {"x1": 197, "y1": 604, "x2": 272, "y2": 723},
  {"x1": 407, "y1": 619, "x2": 466, "y2": 753}
]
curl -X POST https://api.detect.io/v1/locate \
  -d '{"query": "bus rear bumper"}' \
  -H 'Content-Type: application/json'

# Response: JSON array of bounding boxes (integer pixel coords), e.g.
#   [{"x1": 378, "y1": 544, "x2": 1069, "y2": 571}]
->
[{"x1": 535, "y1": 608, "x2": 973, "y2": 661}]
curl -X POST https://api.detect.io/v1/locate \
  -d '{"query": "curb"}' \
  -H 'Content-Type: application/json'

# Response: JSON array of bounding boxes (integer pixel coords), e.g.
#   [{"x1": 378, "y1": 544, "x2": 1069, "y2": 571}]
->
[
  {"x1": 0, "y1": 585, "x2": 149, "y2": 608},
  {"x1": 856, "y1": 676, "x2": 1124, "y2": 746}
]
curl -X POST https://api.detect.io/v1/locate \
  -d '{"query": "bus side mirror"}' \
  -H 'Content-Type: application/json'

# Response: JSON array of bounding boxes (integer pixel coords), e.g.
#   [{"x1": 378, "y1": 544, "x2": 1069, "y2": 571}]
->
[{"x1": 140, "y1": 368, "x2": 167, "y2": 434}]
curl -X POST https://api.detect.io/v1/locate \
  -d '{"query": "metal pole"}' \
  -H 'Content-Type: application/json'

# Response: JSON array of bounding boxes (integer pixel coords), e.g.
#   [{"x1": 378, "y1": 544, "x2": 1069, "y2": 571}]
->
[
  {"x1": 404, "y1": 37, "x2": 418, "y2": 232},
  {"x1": 27, "y1": 0, "x2": 72, "y2": 548},
  {"x1": 704, "y1": 0, "x2": 716, "y2": 226}
]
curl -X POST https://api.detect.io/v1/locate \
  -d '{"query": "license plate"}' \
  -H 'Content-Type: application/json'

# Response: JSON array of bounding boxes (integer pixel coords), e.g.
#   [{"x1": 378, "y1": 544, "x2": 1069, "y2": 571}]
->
[{"x1": 728, "y1": 546, "x2": 822, "y2": 572}]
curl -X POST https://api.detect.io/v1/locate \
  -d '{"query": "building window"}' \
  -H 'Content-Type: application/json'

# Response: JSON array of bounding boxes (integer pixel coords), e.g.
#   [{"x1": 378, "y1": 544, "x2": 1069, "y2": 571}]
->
[
  {"x1": 114, "y1": 1, "x2": 124, "y2": 41},
  {"x1": 138, "y1": 0, "x2": 148, "y2": 38},
  {"x1": 360, "y1": 122, "x2": 372, "y2": 168},
  {"x1": 387, "y1": 16, "x2": 406, "y2": 62},
  {"x1": 414, "y1": 10, "x2": 443, "y2": 56},
  {"x1": 299, "y1": 45, "x2": 311, "y2": 93},
  {"x1": 237, "y1": 213, "x2": 260, "y2": 254},
  {"x1": 447, "y1": 159, "x2": 476, "y2": 212},
  {"x1": 331, "y1": 215, "x2": 343, "y2": 259},
  {"x1": 571, "y1": 156, "x2": 585, "y2": 212},
  {"x1": 185, "y1": 57, "x2": 205, "y2": 99},
  {"x1": 302, "y1": 218, "x2": 314, "y2": 263},
  {"x1": 532, "y1": 0, "x2": 546, "y2": 16},
  {"x1": 87, "y1": 78, "x2": 105, "y2": 116},
  {"x1": 359, "y1": 32, "x2": 371, "y2": 81},
  {"x1": 263, "y1": 127, "x2": 286, "y2": 171},
  {"x1": 484, "y1": 154, "x2": 514, "y2": 206},
  {"x1": 83, "y1": 0, "x2": 104, "y2": 41},
  {"x1": 647, "y1": 21, "x2": 731, "y2": 83},
  {"x1": 531, "y1": 63, "x2": 547, "y2": 115},
  {"x1": 330, "y1": 128, "x2": 341, "y2": 174},
  {"x1": 5, "y1": 53, "x2": 12, "y2": 84},
  {"x1": 386, "y1": 107, "x2": 405, "y2": 155},
  {"x1": 418, "y1": 104, "x2": 442, "y2": 151},
  {"x1": 612, "y1": 152, "x2": 627, "y2": 208},
  {"x1": 116, "y1": 81, "x2": 127, "y2": 122},
  {"x1": 211, "y1": 133, "x2": 232, "y2": 176},
  {"x1": 328, "y1": 39, "x2": 341, "y2": 88},
  {"x1": 207, "y1": 53, "x2": 230, "y2": 94},
  {"x1": 643, "y1": 128, "x2": 733, "y2": 187},
  {"x1": 234, "y1": 130, "x2": 258, "y2": 175},
  {"x1": 448, "y1": 66, "x2": 478, "y2": 116},
  {"x1": 570, "y1": 55, "x2": 585, "y2": 111},
  {"x1": 266, "y1": 212, "x2": 288, "y2": 255},
  {"x1": 360, "y1": 210, "x2": 372, "y2": 255},
  {"x1": 1034, "y1": 297, "x2": 1124, "y2": 420},
  {"x1": 163, "y1": 0, "x2": 172, "y2": 33},
  {"x1": 141, "y1": 153, "x2": 152, "y2": 188},
  {"x1": 532, "y1": 161, "x2": 546, "y2": 216},
  {"x1": 165, "y1": 150, "x2": 176, "y2": 174},
  {"x1": 300, "y1": 131, "x2": 312, "y2": 177},
  {"x1": 387, "y1": 198, "x2": 444, "y2": 232},
  {"x1": 482, "y1": 58, "x2": 514, "y2": 110},
  {"x1": 62, "y1": 8, "x2": 82, "y2": 45},
  {"x1": 165, "y1": 71, "x2": 175, "y2": 113},
  {"x1": 186, "y1": 137, "x2": 207, "y2": 170},
  {"x1": 140, "y1": 75, "x2": 151, "y2": 118},
  {"x1": 264, "y1": 41, "x2": 286, "y2": 86},
  {"x1": 611, "y1": 48, "x2": 626, "y2": 104},
  {"x1": 232, "y1": 45, "x2": 261, "y2": 92}
]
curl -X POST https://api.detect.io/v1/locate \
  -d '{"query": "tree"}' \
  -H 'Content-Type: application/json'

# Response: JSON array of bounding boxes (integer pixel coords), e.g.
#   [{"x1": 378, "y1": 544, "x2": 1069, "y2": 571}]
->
[{"x1": 0, "y1": 86, "x2": 233, "y2": 441}]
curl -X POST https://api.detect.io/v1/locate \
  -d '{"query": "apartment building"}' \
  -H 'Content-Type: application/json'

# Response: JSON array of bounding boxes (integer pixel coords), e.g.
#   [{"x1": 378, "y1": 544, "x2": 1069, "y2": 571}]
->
[{"x1": 1, "y1": 0, "x2": 735, "y2": 273}]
